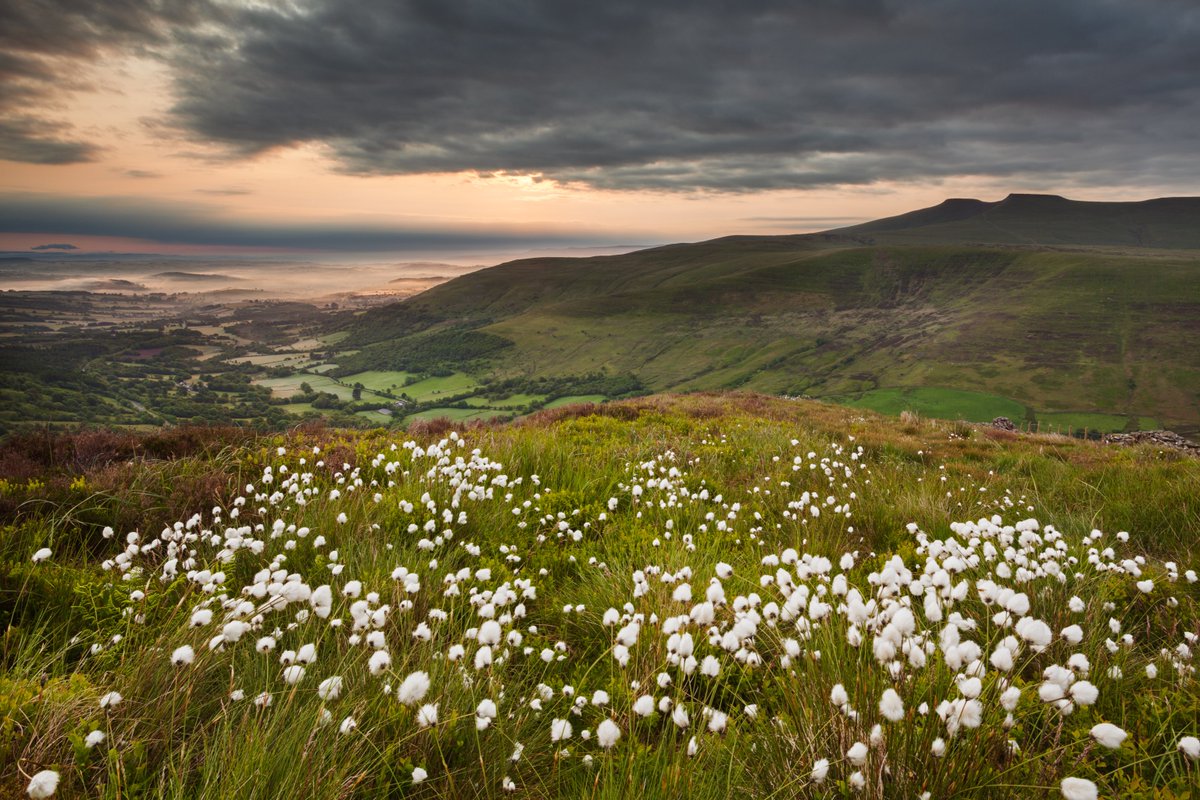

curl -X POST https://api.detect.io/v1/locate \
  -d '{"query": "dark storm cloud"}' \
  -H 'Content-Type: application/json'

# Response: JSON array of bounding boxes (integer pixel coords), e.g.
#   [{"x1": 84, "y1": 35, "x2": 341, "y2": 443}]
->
[
  {"x1": 0, "y1": 0, "x2": 223, "y2": 164},
  {"x1": 156, "y1": 0, "x2": 1200, "y2": 191},
  {"x1": 0, "y1": 118, "x2": 101, "y2": 164},
  {"x1": 0, "y1": 192, "x2": 623, "y2": 252},
  {"x1": 31, "y1": 243, "x2": 78, "y2": 250}
]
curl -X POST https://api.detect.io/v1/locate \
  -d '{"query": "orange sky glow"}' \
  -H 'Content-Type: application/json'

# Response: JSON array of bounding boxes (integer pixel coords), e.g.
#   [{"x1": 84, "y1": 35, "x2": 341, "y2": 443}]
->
[{"x1": 1, "y1": 53, "x2": 1188, "y2": 259}]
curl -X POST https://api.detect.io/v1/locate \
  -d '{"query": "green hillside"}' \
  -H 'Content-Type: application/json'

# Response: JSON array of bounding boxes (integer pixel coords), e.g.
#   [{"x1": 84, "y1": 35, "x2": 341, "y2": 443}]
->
[{"x1": 343, "y1": 202, "x2": 1200, "y2": 433}]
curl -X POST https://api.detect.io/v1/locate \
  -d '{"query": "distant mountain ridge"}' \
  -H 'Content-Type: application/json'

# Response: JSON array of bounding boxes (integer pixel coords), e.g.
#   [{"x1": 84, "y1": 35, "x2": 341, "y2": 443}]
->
[{"x1": 832, "y1": 193, "x2": 1200, "y2": 248}]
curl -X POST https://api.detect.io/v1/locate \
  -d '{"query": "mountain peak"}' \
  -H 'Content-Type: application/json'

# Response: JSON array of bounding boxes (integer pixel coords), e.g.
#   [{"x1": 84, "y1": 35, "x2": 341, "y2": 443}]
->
[{"x1": 1000, "y1": 192, "x2": 1068, "y2": 203}]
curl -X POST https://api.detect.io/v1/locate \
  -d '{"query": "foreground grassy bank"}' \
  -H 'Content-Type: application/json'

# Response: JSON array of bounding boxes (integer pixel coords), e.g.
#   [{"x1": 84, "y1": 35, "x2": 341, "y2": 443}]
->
[{"x1": 2, "y1": 394, "x2": 1198, "y2": 799}]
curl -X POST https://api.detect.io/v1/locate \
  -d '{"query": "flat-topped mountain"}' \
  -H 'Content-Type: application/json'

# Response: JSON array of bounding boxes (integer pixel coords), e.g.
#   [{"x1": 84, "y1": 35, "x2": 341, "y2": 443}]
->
[{"x1": 834, "y1": 193, "x2": 1200, "y2": 248}]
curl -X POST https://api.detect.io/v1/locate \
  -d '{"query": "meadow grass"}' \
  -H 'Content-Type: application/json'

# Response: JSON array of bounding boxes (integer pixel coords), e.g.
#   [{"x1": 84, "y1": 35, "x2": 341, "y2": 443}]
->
[
  {"x1": 830, "y1": 387, "x2": 1027, "y2": 424},
  {"x1": 2, "y1": 394, "x2": 1197, "y2": 799}
]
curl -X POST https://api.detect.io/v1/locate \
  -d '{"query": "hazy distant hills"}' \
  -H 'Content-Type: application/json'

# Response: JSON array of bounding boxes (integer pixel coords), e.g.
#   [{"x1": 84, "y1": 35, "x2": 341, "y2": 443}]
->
[
  {"x1": 348, "y1": 195, "x2": 1200, "y2": 431},
  {"x1": 834, "y1": 193, "x2": 1200, "y2": 249}
]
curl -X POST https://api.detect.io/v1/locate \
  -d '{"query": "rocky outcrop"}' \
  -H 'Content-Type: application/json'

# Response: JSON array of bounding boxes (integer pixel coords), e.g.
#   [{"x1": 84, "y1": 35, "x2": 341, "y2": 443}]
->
[
  {"x1": 1102, "y1": 430, "x2": 1200, "y2": 457},
  {"x1": 991, "y1": 417, "x2": 1018, "y2": 431}
]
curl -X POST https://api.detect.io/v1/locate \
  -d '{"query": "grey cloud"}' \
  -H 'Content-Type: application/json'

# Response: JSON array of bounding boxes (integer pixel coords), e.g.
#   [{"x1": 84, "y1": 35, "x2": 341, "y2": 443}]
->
[
  {"x1": 31, "y1": 242, "x2": 79, "y2": 250},
  {"x1": 159, "y1": 0, "x2": 1200, "y2": 191},
  {"x1": 124, "y1": 169, "x2": 162, "y2": 178},
  {"x1": 0, "y1": 192, "x2": 627, "y2": 252},
  {"x1": 0, "y1": 0, "x2": 223, "y2": 164}
]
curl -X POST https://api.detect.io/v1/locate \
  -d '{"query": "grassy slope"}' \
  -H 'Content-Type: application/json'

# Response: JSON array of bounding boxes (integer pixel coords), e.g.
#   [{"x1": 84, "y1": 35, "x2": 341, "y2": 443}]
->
[
  {"x1": 342, "y1": 195, "x2": 1200, "y2": 429},
  {"x1": 2, "y1": 394, "x2": 1198, "y2": 799},
  {"x1": 350, "y1": 239, "x2": 1200, "y2": 430}
]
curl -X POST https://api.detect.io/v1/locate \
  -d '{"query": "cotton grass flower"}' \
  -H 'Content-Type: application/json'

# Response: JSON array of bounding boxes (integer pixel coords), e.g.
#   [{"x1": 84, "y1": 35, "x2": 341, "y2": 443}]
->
[
  {"x1": 879, "y1": 688, "x2": 904, "y2": 721},
  {"x1": 368, "y1": 650, "x2": 391, "y2": 676},
  {"x1": 1179, "y1": 735, "x2": 1200, "y2": 760},
  {"x1": 31, "y1": 548, "x2": 52, "y2": 564},
  {"x1": 411, "y1": 767, "x2": 427, "y2": 784},
  {"x1": 846, "y1": 741, "x2": 868, "y2": 766},
  {"x1": 417, "y1": 703, "x2": 439, "y2": 727},
  {"x1": 26, "y1": 770, "x2": 59, "y2": 798},
  {"x1": 282, "y1": 665, "x2": 305, "y2": 685},
  {"x1": 1060, "y1": 777, "x2": 1098, "y2": 800},
  {"x1": 1069, "y1": 681, "x2": 1099, "y2": 706},
  {"x1": 317, "y1": 676, "x2": 343, "y2": 701},
  {"x1": 85, "y1": 729, "x2": 105, "y2": 749},
  {"x1": 810, "y1": 758, "x2": 829, "y2": 784},
  {"x1": 99, "y1": 691, "x2": 122, "y2": 709},
  {"x1": 1090, "y1": 722, "x2": 1127, "y2": 749},
  {"x1": 550, "y1": 718, "x2": 573, "y2": 741},
  {"x1": 397, "y1": 671, "x2": 430, "y2": 705},
  {"x1": 597, "y1": 718, "x2": 621, "y2": 748}
]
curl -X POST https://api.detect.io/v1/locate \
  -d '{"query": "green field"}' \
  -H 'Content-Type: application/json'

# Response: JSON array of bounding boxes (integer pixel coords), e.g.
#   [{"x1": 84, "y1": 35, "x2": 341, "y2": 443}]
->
[
  {"x1": 341, "y1": 370, "x2": 416, "y2": 393},
  {"x1": 394, "y1": 372, "x2": 480, "y2": 402},
  {"x1": 1036, "y1": 411, "x2": 1140, "y2": 434},
  {"x1": 230, "y1": 353, "x2": 312, "y2": 367},
  {"x1": 254, "y1": 373, "x2": 355, "y2": 400},
  {"x1": 403, "y1": 406, "x2": 510, "y2": 422},
  {"x1": 463, "y1": 392, "x2": 545, "y2": 408},
  {"x1": 355, "y1": 409, "x2": 396, "y2": 424},
  {"x1": 543, "y1": 394, "x2": 607, "y2": 409},
  {"x1": 832, "y1": 386, "x2": 1027, "y2": 423}
]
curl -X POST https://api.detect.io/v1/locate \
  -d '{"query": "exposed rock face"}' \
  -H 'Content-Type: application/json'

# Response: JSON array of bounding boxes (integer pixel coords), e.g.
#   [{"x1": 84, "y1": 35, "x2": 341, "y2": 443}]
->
[
  {"x1": 991, "y1": 417, "x2": 1018, "y2": 431},
  {"x1": 1102, "y1": 430, "x2": 1200, "y2": 456}
]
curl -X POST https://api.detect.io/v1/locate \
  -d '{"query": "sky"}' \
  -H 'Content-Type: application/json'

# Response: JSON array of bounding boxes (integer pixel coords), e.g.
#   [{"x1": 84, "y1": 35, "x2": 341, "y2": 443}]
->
[{"x1": 2, "y1": 0, "x2": 1198, "y2": 258}]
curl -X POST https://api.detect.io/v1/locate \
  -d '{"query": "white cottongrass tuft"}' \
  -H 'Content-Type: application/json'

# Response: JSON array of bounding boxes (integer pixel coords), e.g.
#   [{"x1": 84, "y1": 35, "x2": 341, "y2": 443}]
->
[
  {"x1": 396, "y1": 671, "x2": 430, "y2": 705},
  {"x1": 282, "y1": 665, "x2": 305, "y2": 685},
  {"x1": 879, "y1": 688, "x2": 904, "y2": 722},
  {"x1": 84, "y1": 729, "x2": 105, "y2": 749},
  {"x1": 597, "y1": 718, "x2": 621, "y2": 748},
  {"x1": 26, "y1": 770, "x2": 59, "y2": 798},
  {"x1": 1090, "y1": 722, "x2": 1127, "y2": 749},
  {"x1": 317, "y1": 676, "x2": 343, "y2": 701},
  {"x1": 417, "y1": 703, "x2": 439, "y2": 727},
  {"x1": 1060, "y1": 777, "x2": 1098, "y2": 800},
  {"x1": 1069, "y1": 681, "x2": 1099, "y2": 706},
  {"x1": 368, "y1": 650, "x2": 391, "y2": 676},
  {"x1": 846, "y1": 741, "x2": 868, "y2": 766},
  {"x1": 810, "y1": 758, "x2": 829, "y2": 784},
  {"x1": 170, "y1": 645, "x2": 195, "y2": 667},
  {"x1": 550, "y1": 718, "x2": 573, "y2": 742},
  {"x1": 411, "y1": 767, "x2": 427, "y2": 784},
  {"x1": 31, "y1": 548, "x2": 52, "y2": 564},
  {"x1": 1178, "y1": 735, "x2": 1200, "y2": 760},
  {"x1": 99, "y1": 691, "x2": 122, "y2": 709}
]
